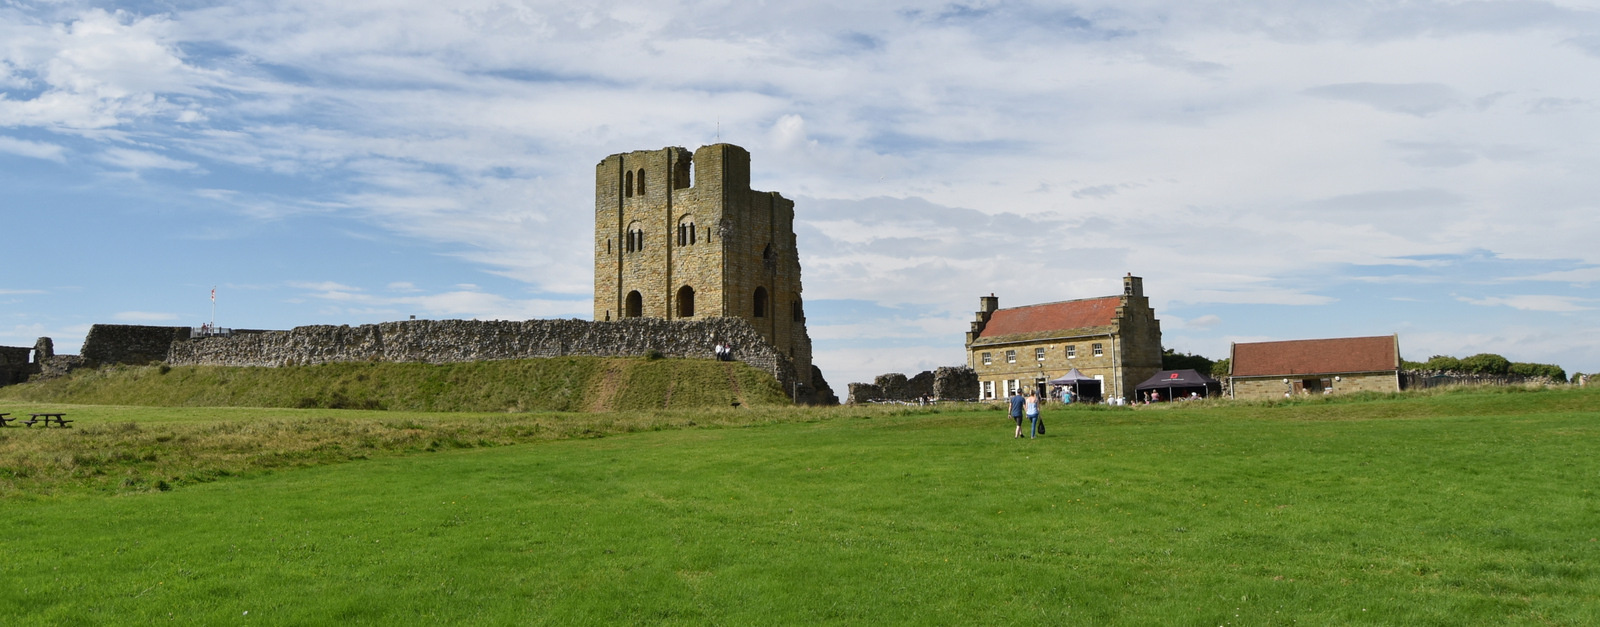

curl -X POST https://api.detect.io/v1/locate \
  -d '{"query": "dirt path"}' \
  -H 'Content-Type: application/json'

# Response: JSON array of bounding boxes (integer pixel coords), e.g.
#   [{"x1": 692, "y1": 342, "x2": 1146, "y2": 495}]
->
[{"x1": 586, "y1": 360, "x2": 628, "y2": 412}]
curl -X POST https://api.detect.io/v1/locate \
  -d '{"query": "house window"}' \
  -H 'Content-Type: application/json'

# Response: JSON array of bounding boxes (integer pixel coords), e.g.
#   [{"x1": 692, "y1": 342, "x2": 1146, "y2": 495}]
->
[
  {"x1": 982, "y1": 352, "x2": 992, "y2": 366},
  {"x1": 1006, "y1": 379, "x2": 1020, "y2": 396},
  {"x1": 1092, "y1": 343, "x2": 1104, "y2": 357},
  {"x1": 982, "y1": 380, "x2": 995, "y2": 399},
  {"x1": 1035, "y1": 347, "x2": 1046, "y2": 361},
  {"x1": 1005, "y1": 350, "x2": 1016, "y2": 364},
  {"x1": 1066, "y1": 345, "x2": 1076, "y2": 359}
]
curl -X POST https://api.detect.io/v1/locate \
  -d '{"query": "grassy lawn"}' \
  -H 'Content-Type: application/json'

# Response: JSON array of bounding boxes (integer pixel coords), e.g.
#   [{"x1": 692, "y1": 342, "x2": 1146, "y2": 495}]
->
[{"x1": 2, "y1": 387, "x2": 1598, "y2": 624}]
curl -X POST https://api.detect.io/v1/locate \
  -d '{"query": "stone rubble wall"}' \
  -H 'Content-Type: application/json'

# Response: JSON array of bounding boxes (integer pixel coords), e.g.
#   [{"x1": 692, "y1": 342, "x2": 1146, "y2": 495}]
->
[
  {"x1": 932, "y1": 366, "x2": 979, "y2": 401},
  {"x1": 847, "y1": 366, "x2": 978, "y2": 403},
  {"x1": 1400, "y1": 369, "x2": 1556, "y2": 389},
  {"x1": 38, "y1": 355, "x2": 87, "y2": 380},
  {"x1": 81, "y1": 324, "x2": 193, "y2": 366},
  {"x1": 159, "y1": 318, "x2": 831, "y2": 403},
  {"x1": 0, "y1": 346, "x2": 35, "y2": 386}
]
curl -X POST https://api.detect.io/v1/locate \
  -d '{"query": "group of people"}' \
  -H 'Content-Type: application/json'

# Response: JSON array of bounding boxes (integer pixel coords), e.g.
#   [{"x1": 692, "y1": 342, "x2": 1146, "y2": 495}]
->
[
  {"x1": 713, "y1": 342, "x2": 735, "y2": 361},
  {"x1": 1007, "y1": 390, "x2": 1045, "y2": 439}
]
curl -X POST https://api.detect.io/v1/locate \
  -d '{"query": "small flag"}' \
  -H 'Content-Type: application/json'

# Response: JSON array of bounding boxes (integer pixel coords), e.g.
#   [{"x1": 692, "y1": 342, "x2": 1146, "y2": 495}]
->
[{"x1": 211, "y1": 287, "x2": 216, "y2": 303}]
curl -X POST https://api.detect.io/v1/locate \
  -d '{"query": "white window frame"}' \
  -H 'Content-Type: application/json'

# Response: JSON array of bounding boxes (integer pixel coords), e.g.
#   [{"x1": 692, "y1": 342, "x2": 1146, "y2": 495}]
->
[
  {"x1": 1066, "y1": 345, "x2": 1076, "y2": 359},
  {"x1": 1092, "y1": 343, "x2": 1104, "y2": 357},
  {"x1": 982, "y1": 352, "x2": 992, "y2": 366},
  {"x1": 1005, "y1": 350, "x2": 1016, "y2": 364},
  {"x1": 982, "y1": 380, "x2": 995, "y2": 399},
  {"x1": 1035, "y1": 347, "x2": 1046, "y2": 361}
]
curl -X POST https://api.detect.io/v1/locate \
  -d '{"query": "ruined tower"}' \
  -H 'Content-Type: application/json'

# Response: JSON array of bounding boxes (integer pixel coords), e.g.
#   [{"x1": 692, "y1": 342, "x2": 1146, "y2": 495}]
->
[{"x1": 594, "y1": 143, "x2": 814, "y2": 391}]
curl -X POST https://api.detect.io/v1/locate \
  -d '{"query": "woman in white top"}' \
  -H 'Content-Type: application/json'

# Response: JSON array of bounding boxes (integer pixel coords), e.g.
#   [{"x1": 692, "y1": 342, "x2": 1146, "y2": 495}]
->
[{"x1": 1024, "y1": 391, "x2": 1041, "y2": 438}]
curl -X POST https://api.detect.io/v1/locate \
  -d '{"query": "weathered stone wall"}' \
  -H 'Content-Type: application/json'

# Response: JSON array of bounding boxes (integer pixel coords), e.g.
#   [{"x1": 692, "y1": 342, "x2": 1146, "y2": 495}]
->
[
  {"x1": 933, "y1": 366, "x2": 978, "y2": 401},
  {"x1": 37, "y1": 355, "x2": 87, "y2": 381},
  {"x1": 81, "y1": 324, "x2": 192, "y2": 366},
  {"x1": 845, "y1": 382, "x2": 882, "y2": 404},
  {"x1": 163, "y1": 317, "x2": 832, "y2": 404},
  {"x1": 846, "y1": 366, "x2": 978, "y2": 403},
  {"x1": 1231, "y1": 371, "x2": 1400, "y2": 400},
  {"x1": 1400, "y1": 370, "x2": 1554, "y2": 389},
  {"x1": 810, "y1": 365, "x2": 839, "y2": 405},
  {"x1": 0, "y1": 346, "x2": 35, "y2": 385}
]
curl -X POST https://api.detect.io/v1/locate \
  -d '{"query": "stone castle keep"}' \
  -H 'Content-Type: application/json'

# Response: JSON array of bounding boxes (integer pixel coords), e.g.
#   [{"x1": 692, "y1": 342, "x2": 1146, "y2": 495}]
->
[{"x1": 594, "y1": 143, "x2": 814, "y2": 392}]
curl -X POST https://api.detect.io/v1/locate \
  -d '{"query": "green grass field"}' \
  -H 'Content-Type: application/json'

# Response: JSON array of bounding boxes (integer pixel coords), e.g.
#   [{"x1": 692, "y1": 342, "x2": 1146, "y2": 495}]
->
[{"x1": 2, "y1": 386, "x2": 1598, "y2": 624}]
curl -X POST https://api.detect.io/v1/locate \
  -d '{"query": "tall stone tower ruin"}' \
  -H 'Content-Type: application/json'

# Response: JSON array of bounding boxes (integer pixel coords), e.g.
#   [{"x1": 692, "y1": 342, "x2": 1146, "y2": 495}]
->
[{"x1": 594, "y1": 143, "x2": 814, "y2": 392}]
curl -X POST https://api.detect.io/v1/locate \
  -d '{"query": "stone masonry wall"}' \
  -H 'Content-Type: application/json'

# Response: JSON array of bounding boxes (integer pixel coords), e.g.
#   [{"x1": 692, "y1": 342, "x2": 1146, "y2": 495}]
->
[
  {"x1": 0, "y1": 346, "x2": 34, "y2": 385},
  {"x1": 933, "y1": 366, "x2": 979, "y2": 401},
  {"x1": 1231, "y1": 371, "x2": 1399, "y2": 400},
  {"x1": 81, "y1": 324, "x2": 192, "y2": 366},
  {"x1": 846, "y1": 366, "x2": 978, "y2": 403},
  {"x1": 163, "y1": 317, "x2": 829, "y2": 403}
]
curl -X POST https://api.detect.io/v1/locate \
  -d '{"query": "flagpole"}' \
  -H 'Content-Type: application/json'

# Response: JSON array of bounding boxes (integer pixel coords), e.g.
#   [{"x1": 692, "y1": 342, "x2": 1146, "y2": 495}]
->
[{"x1": 210, "y1": 286, "x2": 216, "y2": 332}]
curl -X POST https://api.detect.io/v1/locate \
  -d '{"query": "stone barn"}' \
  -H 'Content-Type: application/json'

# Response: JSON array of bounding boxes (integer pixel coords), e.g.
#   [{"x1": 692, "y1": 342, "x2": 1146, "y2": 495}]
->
[{"x1": 1228, "y1": 335, "x2": 1402, "y2": 400}]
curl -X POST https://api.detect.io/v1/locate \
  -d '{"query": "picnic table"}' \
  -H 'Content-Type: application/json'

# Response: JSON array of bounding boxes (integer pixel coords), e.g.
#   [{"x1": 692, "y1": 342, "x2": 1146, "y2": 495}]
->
[
  {"x1": 0, "y1": 412, "x2": 12, "y2": 427},
  {"x1": 23, "y1": 413, "x2": 71, "y2": 428}
]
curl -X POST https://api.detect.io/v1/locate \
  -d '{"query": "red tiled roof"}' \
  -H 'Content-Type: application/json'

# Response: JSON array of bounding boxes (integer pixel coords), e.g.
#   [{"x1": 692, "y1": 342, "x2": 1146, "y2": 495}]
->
[
  {"x1": 1231, "y1": 335, "x2": 1398, "y2": 377},
  {"x1": 976, "y1": 296, "x2": 1120, "y2": 340}
]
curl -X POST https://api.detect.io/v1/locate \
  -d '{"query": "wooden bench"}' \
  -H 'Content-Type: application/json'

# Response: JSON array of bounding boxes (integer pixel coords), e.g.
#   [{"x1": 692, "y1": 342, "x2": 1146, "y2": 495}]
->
[{"x1": 26, "y1": 413, "x2": 70, "y2": 428}]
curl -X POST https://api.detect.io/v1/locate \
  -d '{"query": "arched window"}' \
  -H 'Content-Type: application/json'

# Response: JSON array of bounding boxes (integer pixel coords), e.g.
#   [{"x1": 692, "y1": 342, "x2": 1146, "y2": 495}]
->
[
  {"x1": 677, "y1": 215, "x2": 696, "y2": 246},
  {"x1": 625, "y1": 291, "x2": 643, "y2": 318},
  {"x1": 753, "y1": 287, "x2": 768, "y2": 318},
  {"x1": 676, "y1": 285, "x2": 695, "y2": 317},
  {"x1": 624, "y1": 170, "x2": 633, "y2": 198},
  {"x1": 625, "y1": 221, "x2": 644, "y2": 253},
  {"x1": 791, "y1": 298, "x2": 803, "y2": 322},
  {"x1": 637, "y1": 169, "x2": 646, "y2": 196}
]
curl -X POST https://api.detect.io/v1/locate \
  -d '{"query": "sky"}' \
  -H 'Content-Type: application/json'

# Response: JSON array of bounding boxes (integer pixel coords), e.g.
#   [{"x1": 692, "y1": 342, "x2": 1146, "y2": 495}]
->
[{"x1": 2, "y1": 0, "x2": 1599, "y2": 388}]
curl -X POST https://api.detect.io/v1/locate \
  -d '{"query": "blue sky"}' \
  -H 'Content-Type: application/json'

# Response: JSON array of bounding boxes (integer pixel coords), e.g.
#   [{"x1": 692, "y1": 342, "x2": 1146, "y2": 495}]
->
[{"x1": 3, "y1": 1, "x2": 1598, "y2": 387}]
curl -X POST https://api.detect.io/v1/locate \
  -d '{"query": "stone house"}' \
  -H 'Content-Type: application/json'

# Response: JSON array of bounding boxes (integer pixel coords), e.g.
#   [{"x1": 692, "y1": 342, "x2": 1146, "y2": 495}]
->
[
  {"x1": 592, "y1": 143, "x2": 815, "y2": 394},
  {"x1": 1228, "y1": 335, "x2": 1401, "y2": 400},
  {"x1": 964, "y1": 274, "x2": 1163, "y2": 402}
]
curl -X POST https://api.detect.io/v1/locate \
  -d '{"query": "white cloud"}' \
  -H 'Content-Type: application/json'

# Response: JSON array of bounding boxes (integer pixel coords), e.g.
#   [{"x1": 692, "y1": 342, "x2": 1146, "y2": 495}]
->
[
  {"x1": 0, "y1": 136, "x2": 65, "y2": 161},
  {"x1": 98, "y1": 147, "x2": 198, "y2": 171},
  {"x1": 1458, "y1": 295, "x2": 1591, "y2": 312}
]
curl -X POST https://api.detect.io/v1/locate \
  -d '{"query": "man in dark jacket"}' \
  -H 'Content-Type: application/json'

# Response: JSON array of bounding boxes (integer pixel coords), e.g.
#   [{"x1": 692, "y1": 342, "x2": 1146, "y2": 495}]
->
[{"x1": 1008, "y1": 389, "x2": 1026, "y2": 438}]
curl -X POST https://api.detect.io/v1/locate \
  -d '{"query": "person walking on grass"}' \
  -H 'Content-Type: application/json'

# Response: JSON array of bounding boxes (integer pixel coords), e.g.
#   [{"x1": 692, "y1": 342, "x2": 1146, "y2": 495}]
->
[
  {"x1": 1008, "y1": 389, "x2": 1026, "y2": 438},
  {"x1": 1025, "y1": 389, "x2": 1041, "y2": 438}
]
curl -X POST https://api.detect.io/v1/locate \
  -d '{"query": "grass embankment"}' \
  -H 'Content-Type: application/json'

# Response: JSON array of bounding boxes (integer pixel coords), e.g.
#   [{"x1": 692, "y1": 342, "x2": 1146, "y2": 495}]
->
[
  {"x1": 0, "y1": 356, "x2": 789, "y2": 412},
  {"x1": 3, "y1": 386, "x2": 1599, "y2": 623}
]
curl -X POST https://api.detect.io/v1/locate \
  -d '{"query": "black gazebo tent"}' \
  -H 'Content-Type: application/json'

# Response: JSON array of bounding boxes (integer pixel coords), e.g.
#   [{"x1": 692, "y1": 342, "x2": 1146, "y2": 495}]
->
[
  {"x1": 1047, "y1": 368, "x2": 1102, "y2": 402},
  {"x1": 1134, "y1": 369, "x2": 1222, "y2": 402}
]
